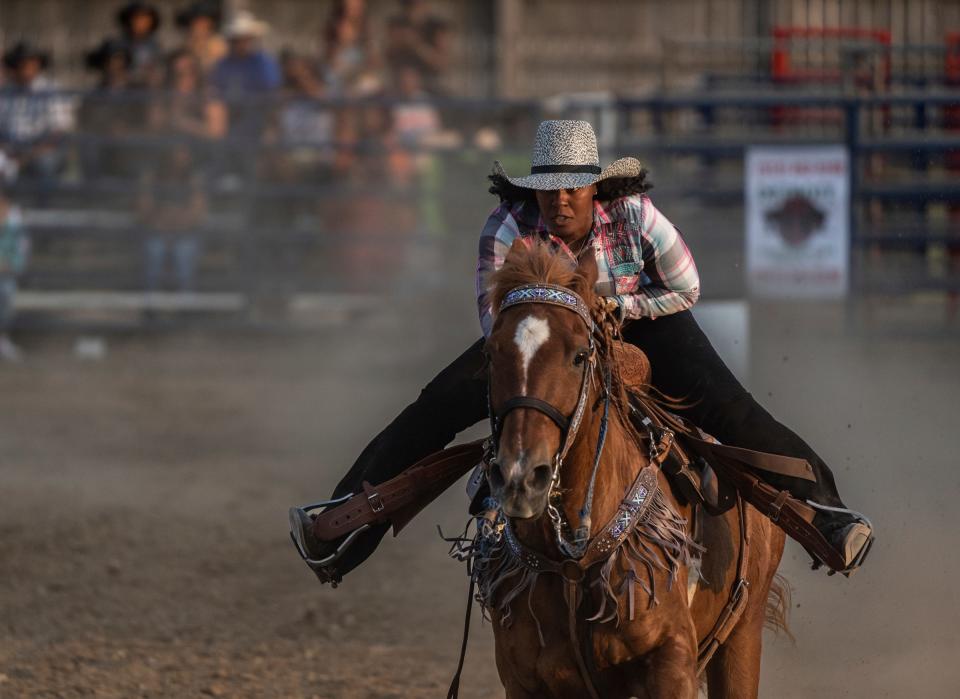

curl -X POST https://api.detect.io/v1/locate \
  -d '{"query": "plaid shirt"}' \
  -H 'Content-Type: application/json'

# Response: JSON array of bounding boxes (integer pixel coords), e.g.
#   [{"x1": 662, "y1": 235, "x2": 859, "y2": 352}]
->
[
  {"x1": 477, "y1": 194, "x2": 700, "y2": 336},
  {"x1": 0, "y1": 77, "x2": 75, "y2": 146}
]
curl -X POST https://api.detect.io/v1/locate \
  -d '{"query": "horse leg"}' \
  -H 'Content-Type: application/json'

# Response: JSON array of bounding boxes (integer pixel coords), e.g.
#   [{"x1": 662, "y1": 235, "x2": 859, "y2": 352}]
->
[
  {"x1": 705, "y1": 545, "x2": 782, "y2": 699},
  {"x1": 623, "y1": 634, "x2": 699, "y2": 699},
  {"x1": 493, "y1": 634, "x2": 541, "y2": 699},
  {"x1": 705, "y1": 516, "x2": 784, "y2": 699},
  {"x1": 704, "y1": 610, "x2": 765, "y2": 699}
]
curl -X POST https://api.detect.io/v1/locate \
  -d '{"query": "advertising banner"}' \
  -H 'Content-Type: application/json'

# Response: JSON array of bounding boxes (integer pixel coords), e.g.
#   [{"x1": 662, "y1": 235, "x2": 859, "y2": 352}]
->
[{"x1": 745, "y1": 146, "x2": 850, "y2": 298}]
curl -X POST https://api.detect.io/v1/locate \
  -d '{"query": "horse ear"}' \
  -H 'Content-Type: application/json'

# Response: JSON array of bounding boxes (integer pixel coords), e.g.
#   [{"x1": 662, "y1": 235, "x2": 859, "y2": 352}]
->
[
  {"x1": 504, "y1": 238, "x2": 529, "y2": 264},
  {"x1": 575, "y1": 247, "x2": 599, "y2": 290}
]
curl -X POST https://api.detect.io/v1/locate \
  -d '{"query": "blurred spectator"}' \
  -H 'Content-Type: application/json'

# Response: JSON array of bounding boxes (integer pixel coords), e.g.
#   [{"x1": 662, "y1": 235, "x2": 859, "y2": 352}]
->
[
  {"x1": 212, "y1": 11, "x2": 280, "y2": 95},
  {"x1": 116, "y1": 2, "x2": 164, "y2": 82},
  {"x1": 0, "y1": 42, "x2": 74, "y2": 193},
  {"x1": 384, "y1": 0, "x2": 452, "y2": 95},
  {"x1": 150, "y1": 49, "x2": 227, "y2": 141},
  {"x1": 175, "y1": 1, "x2": 227, "y2": 75},
  {"x1": 391, "y1": 58, "x2": 441, "y2": 150},
  {"x1": 336, "y1": 0, "x2": 367, "y2": 25},
  {"x1": 328, "y1": 104, "x2": 415, "y2": 291},
  {"x1": 78, "y1": 39, "x2": 142, "y2": 179},
  {"x1": 322, "y1": 1, "x2": 378, "y2": 96},
  {"x1": 212, "y1": 10, "x2": 280, "y2": 175},
  {"x1": 138, "y1": 143, "x2": 206, "y2": 292},
  {"x1": 0, "y1": 172, "x2": 29, "y2": 361},
  {"x1": 418, "y1": 17, "x2": 453, "y2": 95},
  {"x1": 138, "y1": 50, "x2": 223, "y2": 292},
  {"x1": 264, "y1": 51, "x2": 334, "y2": 184}
]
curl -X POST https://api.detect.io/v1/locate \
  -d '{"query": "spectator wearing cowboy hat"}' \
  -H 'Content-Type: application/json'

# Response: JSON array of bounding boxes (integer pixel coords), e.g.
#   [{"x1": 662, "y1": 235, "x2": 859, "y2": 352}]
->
[
  {"x1": 211, "y1": 10, "x2": 280, "y2": 178},
  {"x1": 211, "y1": 10, "x2": 280, "y2": 96},
  {"x1": 78, "y1": 39, "x2": 144, "y2": 180},
  {"x1": 176, "y1": 1, "x2": 227, "y2": 75},
  {"x1": 0, "y1": 42, "x2": 74, "y2": 194},
  {"x1": 116, "y1": 1, "x2": 164, "y2": 82}
]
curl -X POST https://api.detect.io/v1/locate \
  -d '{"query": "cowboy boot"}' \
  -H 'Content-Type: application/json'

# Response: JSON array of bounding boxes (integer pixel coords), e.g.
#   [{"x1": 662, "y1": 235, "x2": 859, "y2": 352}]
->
[
  {"x1": 812, "y1": 508, "x2": 875, "y2": 575},
  {"x1": 289, "y1": 506, "x2": 390, "y2": 585}
]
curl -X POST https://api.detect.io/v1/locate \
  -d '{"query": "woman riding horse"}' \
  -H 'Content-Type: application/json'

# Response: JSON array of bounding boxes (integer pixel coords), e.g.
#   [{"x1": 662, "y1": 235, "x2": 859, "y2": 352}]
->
[{"x1": 290, "y1": 119, "x2": 872, "y2": 581}]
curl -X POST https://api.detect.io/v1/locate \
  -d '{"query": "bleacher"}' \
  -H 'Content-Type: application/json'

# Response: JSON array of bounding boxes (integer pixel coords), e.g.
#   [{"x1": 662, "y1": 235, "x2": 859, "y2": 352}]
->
[{"x1": 3, "y1": 3, "x2": 960, "y2": 331}]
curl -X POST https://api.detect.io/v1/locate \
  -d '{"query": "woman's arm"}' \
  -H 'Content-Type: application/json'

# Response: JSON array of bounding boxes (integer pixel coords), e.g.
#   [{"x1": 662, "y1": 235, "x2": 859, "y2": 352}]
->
[
  {"x1": 476, "y1": 203, "x2": 522, "y2": 337},
  {"x1": 614, "y1": 197, "x2": 700, "y2": 320},
  {"x1": 204, "y1": 98, "x2": 228, "y2": 140}
]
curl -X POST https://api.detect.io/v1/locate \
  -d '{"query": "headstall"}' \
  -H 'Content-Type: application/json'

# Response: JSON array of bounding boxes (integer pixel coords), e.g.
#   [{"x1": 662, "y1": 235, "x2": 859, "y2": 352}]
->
[{"x1": 488, "y1": 283, "x2": 610, "y2": 559}]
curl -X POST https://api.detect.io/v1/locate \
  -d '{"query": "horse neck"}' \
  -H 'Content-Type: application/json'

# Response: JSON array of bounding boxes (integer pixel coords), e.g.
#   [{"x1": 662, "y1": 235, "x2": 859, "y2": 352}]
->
[{"x1": 559, "y1": 394, "x2": 642, "y2": 535}]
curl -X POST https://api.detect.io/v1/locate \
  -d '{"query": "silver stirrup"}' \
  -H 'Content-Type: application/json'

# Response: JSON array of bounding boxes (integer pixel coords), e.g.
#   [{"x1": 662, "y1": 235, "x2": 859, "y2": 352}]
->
[
  {"x1": 805, "y1": 501, "x2": 875, "y2": 575},
  {"x1": 288, "y1": 495, "x2": 371, "y2": 583}
]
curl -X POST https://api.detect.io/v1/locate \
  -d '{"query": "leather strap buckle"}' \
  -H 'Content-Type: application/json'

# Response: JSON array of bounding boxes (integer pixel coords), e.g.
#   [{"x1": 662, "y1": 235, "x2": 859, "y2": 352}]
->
[
  {"x1": 367, "y1": 491, "x2": 384, "y2": 513},
  {"x1": 731, "y1": 577, "x2": 750, "y2": 602},
  {"x1": 769, "y1": 490, "x2": 790, "y2": 522},
  {"x1": 361, "y1": 481, "x2": 385, "y2": 517}
]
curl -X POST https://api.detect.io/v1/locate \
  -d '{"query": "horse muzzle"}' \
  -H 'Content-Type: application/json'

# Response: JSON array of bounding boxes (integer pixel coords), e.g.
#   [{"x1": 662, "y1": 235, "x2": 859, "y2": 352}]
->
[{"x1": 488, "y1": 455, "x2": 553, "y2": 519}]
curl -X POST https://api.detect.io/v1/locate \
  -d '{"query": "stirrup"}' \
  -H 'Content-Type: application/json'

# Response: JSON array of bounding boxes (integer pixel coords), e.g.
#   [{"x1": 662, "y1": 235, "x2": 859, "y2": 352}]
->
[
  {"x1": 288, "y1": 497, "x2": 370, "y2": 586},
  {"x1": 806, "y1": 501, "x2": 875, "y2": 577}
]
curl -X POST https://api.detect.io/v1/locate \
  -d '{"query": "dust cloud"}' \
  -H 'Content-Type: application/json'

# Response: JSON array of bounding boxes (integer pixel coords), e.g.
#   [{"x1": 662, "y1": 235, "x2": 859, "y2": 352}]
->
[{"x1": 1, "y1": 238, "x2": 957, "y2": 698}]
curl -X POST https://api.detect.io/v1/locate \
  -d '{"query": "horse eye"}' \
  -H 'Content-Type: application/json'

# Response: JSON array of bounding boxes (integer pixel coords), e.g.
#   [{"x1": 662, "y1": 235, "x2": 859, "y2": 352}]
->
[{"x1": 573, "y1": 349, "x2": 589, "y2": 366}]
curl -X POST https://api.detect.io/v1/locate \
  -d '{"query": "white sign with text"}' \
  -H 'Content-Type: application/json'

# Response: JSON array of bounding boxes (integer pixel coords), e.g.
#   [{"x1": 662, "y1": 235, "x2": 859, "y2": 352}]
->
[{"x1": 745, "y1": 146, "x2": 850, "y2": 298}]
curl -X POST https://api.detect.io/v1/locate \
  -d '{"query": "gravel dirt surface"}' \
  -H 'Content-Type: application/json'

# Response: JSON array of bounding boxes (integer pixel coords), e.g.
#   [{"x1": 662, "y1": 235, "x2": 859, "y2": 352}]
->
[{"x1": 1, "y1": 296, "x2": 958, "y2": 698}]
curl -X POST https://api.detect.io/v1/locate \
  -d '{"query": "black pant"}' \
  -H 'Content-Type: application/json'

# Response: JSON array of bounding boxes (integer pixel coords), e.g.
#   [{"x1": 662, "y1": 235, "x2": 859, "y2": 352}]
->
[{"x1": 329, "y1": 310, "x2": 844, "y2": 576}]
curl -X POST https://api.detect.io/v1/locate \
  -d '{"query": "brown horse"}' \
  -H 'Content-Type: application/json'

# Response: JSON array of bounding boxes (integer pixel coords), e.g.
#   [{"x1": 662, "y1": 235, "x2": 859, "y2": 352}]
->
[{"x1": 473, "y1": 240, "x2": 786, "y2": 698}]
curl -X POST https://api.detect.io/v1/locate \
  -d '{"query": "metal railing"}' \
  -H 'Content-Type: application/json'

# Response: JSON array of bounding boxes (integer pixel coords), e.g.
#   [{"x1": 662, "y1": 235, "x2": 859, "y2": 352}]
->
[{"x1": 3, "y1": 90, "x2": 959, "y2": 308}]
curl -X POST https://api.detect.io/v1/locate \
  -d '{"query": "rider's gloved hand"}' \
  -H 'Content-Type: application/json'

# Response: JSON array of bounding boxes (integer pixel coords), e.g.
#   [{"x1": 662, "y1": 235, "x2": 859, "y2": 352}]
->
[{"x1": 600, "y1": 296, "x2": 625, "y2": 329}]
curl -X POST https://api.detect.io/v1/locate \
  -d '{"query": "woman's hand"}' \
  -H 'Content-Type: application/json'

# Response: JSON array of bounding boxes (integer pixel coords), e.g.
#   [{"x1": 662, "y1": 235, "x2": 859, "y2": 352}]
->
[
  {"x1": 602, "y1": 297, "x2": 624, "y2": 324},
  {"x1": 594, "y1": 296, "x2": 624, "y2": 340}
]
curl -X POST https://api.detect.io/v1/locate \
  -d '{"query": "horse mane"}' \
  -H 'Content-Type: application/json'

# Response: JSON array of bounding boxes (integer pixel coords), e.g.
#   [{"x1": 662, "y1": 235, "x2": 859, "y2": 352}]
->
[{"x1": 487, "y1": 239, "x2": 597, "y2": 315}]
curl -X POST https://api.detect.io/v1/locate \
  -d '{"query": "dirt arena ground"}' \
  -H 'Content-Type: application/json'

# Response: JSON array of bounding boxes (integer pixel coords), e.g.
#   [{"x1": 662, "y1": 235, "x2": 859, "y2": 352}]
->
[{"x1": 1, "y1": 293, "x2": 958, "y2": 698}]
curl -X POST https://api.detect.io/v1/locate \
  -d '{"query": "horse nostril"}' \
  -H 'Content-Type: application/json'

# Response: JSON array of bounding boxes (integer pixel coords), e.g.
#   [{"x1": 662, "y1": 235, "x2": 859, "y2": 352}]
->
[
  {"x1": 488, "y1": 460, "x2": 506, "y2": 491},
  {"x1": 528, "y1": 464, "x2": 553, "y2": 492}
]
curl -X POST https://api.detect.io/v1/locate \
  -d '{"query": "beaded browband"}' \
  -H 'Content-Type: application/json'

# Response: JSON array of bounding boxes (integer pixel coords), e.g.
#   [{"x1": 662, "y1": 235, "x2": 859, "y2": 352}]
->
[{"x1": 498, "y1": 283, "x2": 594, "y2": 330}]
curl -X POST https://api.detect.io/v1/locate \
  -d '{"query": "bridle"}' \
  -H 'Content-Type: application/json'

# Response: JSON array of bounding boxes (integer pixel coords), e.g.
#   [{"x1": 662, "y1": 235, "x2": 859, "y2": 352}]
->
[{"x1": 487, "y1": 283, "x2": 612, "y2": 559}]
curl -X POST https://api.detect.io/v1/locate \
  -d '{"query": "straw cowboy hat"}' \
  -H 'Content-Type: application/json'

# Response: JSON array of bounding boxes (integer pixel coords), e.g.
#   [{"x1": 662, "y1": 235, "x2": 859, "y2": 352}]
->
[
  {"x1": 223, "y1": 10, "x2": 269, "y2": 39},
  {"x1": 492, "y1": 119, "x2": 644, "y2": 191}
]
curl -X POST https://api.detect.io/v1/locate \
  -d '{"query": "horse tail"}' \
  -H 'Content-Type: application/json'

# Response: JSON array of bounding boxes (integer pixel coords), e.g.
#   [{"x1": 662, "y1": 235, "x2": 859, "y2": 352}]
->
[{"x1": 764, "y1": 573, "x2": 794, "y2": 641}]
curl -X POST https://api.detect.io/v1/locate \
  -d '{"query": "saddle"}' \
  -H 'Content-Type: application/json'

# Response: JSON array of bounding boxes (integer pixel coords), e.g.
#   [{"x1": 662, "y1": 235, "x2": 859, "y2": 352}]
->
[
  {"x1": 611, "y1": 340, "x2": 736, "y2": 516},
  {"x1": 610, "y1": 343, "x2": 848, "y2": 570}
]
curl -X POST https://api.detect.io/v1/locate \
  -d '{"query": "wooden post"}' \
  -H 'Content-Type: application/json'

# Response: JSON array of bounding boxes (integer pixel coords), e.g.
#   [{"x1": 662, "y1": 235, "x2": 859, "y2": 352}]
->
[{"x1": 495, "y1": 0, "x2": 522, "y2": 98}]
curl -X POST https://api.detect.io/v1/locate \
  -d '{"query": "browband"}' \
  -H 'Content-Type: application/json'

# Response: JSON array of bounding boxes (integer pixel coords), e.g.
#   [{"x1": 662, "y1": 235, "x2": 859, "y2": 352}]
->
[{"x1": 498, "y1": 283, "x2": 594, "y2": 330}]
